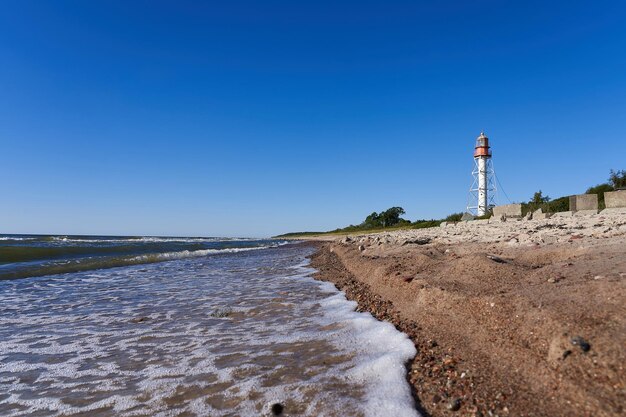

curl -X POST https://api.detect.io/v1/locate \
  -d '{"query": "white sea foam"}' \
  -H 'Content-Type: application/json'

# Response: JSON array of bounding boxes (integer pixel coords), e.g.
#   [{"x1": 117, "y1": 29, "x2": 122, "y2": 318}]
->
[
  {"x1": 127, "y1": 245, "x2": 270, "y2": 262},
  {"x1": 0, "y1": 244, "x2": 419, "y2": 416},
  {"x1": 291, "y1": 265, "x2": 419, "y2": 417}
]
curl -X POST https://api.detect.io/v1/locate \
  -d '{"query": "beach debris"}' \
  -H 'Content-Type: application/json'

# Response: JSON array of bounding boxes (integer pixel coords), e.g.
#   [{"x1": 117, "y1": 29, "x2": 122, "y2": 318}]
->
[
  {"x1": 570, "y1": 336, "x2": 591, "y2": 352},
  {"x1": 447, "y1": 398, "x2": 461, "y2": 411},
  {"x1": 358, "y1": 244, "x2": 365, "y2": 252},
  {"x1": 341, "y1": 237, "x2": 353, "y2": 244},
  {"x1": 130, "y1": 316, "x2": 150, "y2": 323},
  {"x1": 270, "y1": 402, "x2": 284, "y2": 415},
  {"x1": 547, "y1": 278, "x2": 557, "y2": 283},
  {"x1": 486, "y1": 254, "x2": 507, "y2": 263}
]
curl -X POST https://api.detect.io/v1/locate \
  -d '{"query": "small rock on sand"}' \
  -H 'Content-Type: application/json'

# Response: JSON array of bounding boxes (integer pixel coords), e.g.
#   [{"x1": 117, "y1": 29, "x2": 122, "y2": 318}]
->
[
  {"x1": 402, "y1": 237, "x2": 431, "y2": 245},
  {"x1": 270, "y1": 403, "x2": 284, "y2": 415},
  {"x1": 447, "y1": 398, "x2": 461, "y2": 411},
  {"x1": 571, "y1": 336, "x2": 591, "y2": 352},
  {"x1": 486, "y1": 254, "x2": 507, "y2": 263}
]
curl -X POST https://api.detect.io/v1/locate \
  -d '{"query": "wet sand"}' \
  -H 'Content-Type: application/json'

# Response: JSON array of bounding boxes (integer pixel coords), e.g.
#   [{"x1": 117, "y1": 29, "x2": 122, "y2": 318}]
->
[{"x1": 307, "y1": 213, "x2": 626, "y2": 417}]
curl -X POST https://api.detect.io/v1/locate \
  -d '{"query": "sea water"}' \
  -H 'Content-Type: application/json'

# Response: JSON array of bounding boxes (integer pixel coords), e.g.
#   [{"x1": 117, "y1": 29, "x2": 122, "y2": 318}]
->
[{"x1": 0, "y1": 236, "x2": 418, "y2": 416}]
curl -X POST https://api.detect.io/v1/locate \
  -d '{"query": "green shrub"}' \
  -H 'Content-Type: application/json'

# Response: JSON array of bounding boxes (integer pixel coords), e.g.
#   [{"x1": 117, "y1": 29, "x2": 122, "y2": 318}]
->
[{"x1": 444, "y1": 212, "x2": 463, "y2": 222}]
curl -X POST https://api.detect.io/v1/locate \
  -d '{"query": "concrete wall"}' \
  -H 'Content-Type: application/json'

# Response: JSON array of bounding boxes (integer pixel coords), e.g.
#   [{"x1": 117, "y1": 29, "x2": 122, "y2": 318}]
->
[
  {"x1": 604, "y1": 190, "x2": 626, "y2": 208},
  {"x1": 492, "y1": 203, "x2": 522, "y2": 218},
  {"x1": 532, "y1": 208, "x2": 551, "y2": 220},
  {"x1": 569, "y1": 194, "x2": 598, "y2": 212}
]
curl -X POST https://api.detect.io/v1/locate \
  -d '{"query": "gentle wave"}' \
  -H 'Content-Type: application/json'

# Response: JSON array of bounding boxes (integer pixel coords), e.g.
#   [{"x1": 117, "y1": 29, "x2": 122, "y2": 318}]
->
[
  {"x1": 0, "y1": 244, "x2": 209, "y2": 263},
  {"x1": 46, "y1": 236, "x2": 241, "y2": 243},
  {"x1": 0, "y1": 235, "x2": 255, "y2": 244},
  {"x1": 0, "y1": 245, "x2": 419, "y2": 416},
  {"x1": 0, "y1": 245, "x2": 284, "y2": 281},
  {"x1": 127, "y1": 246, "x2": 274, "y2": 262}
]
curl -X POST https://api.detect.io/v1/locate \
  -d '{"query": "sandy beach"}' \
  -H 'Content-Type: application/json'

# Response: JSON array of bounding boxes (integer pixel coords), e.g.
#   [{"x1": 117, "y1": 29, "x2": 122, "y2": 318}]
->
[{"x1": 308, "y1": 212, "x2": 626, "y2": 417}]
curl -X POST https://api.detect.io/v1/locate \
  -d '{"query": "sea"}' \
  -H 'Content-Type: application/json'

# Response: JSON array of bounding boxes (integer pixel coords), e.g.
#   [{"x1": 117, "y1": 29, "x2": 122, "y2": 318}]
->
[{"x1": 0, "y1": 234, "x2": 419, "y2": 417}]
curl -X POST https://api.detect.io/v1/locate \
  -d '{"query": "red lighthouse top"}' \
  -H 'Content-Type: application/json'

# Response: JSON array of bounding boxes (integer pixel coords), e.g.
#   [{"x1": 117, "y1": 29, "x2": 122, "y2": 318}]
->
[{"x1": 474, "y1": 131, "x2": 492, "y2": 158}]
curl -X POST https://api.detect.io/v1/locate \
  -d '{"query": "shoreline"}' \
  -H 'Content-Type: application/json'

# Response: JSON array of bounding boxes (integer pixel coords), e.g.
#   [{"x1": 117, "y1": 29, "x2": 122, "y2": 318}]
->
[
  {"x1": 309, "y1": 243, "x2": 488, "y2": 417},
  {"x1": 307, "y1": 213, "x2": 625, "y2": 417}
]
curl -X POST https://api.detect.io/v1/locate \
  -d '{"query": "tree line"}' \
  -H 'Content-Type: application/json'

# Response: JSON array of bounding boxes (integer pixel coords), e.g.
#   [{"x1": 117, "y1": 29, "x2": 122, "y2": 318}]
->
[{"x1": 275, "y1": 169, "x2": 626, "y2": 237}]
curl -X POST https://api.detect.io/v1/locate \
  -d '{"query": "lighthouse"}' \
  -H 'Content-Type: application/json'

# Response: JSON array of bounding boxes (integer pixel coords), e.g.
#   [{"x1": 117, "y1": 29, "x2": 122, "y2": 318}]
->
[{"x1": 467, "y1": 131, "x2": 496, "y2": 216}]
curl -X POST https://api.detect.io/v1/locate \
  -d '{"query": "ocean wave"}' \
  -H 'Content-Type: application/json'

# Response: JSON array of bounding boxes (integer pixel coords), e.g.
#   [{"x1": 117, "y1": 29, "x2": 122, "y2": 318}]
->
[
  {"x1": 0, "y1": 244, "x2": 203, "y2": 263},
  {"x1": 0, "y1": 245, "x2": 283, "y2": 281},
  {"x1": 0, "y1": 235, "x2": 257, "y2": 244},
  {"x1": 46, "y1": 236, "x2": 235, "y2": 243},
  {"x1": 127, "y1": 246, "x2": 272, "y2": 263}
]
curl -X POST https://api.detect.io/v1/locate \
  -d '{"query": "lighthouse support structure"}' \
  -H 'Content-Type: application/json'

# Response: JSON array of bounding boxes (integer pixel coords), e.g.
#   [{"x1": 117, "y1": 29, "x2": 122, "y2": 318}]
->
[{"x1": 467, "y1": 132, "x2": 497, "y2": 216}]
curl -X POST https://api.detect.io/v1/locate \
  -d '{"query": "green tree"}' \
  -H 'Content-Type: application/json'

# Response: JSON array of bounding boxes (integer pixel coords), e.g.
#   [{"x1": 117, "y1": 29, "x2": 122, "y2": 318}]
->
[
  {"x1": 444, "y1": 212, "x2": 463, "y2": 222},
  {"x1": 531, "y1": 190, "x2": 550, "y2": 205},
  {"x1": 379, "y1": 207, "x2": 406, "y2": 227},
  {"x1": 524, "y1": 190, "x2": 552, "y2": 214},
  {"x1": 363, "y1": 212, "x2": 382, "y2": 228},
  {"x1": 609, "y1": 169, "x2": 626, "y2": 189},
  {"x1": 361, "y1": 207, "x2": 407, "y2": 229}
]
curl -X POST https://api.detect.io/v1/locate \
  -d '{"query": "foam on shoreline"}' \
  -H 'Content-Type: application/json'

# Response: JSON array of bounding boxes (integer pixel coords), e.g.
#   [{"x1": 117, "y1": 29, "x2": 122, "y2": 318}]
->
[{"x1": 0, "y1": 244, "x2": 420, "y2": 416}]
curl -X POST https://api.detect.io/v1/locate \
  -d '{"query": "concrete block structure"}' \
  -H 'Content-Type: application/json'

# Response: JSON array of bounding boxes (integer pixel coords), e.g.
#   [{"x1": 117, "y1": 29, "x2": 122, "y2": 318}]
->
[
  {"x1": 569, "y1": 194, "x2": 598, "y2": 213},
  {"x1": 532, "y1": 208, "x2": 550, "y2": 220},
  {"x1": 604, "y1": 190, "x2": 626, "y2": 208},
  {"x1": 492, "y1": 204, "x2": 522, "y2": 219},
  {"x1": 461, "y1": 212, "x2": 475, "y2": 221},
  {"x1": 601, "y1": 208, "x2": 626, "y2": 214}
]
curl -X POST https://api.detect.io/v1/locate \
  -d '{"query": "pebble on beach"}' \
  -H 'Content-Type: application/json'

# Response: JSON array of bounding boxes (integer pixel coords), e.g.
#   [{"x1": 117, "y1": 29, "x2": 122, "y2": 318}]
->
[
  {"x1": 447, "y1": 398, "x2": 461, "y2": 411},
  {"x1": 270, "y1": 403, "x2": 284, "y2": 415},
  {"x1": 570, "y1": 336, "x2": 591, "y2": 352}
]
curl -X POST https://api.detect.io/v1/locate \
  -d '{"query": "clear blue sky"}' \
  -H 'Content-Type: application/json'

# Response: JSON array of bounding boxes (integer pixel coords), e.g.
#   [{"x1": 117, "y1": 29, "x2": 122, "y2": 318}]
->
[{"x1": 1, "y1": 1, "x2": 625, "y2": 237}]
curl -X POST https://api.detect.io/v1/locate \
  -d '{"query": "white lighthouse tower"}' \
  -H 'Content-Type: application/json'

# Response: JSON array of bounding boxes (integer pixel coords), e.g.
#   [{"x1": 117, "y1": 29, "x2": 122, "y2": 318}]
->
[{"x1": 467, "y1": 131, "x2": 496, "y2": 216}]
